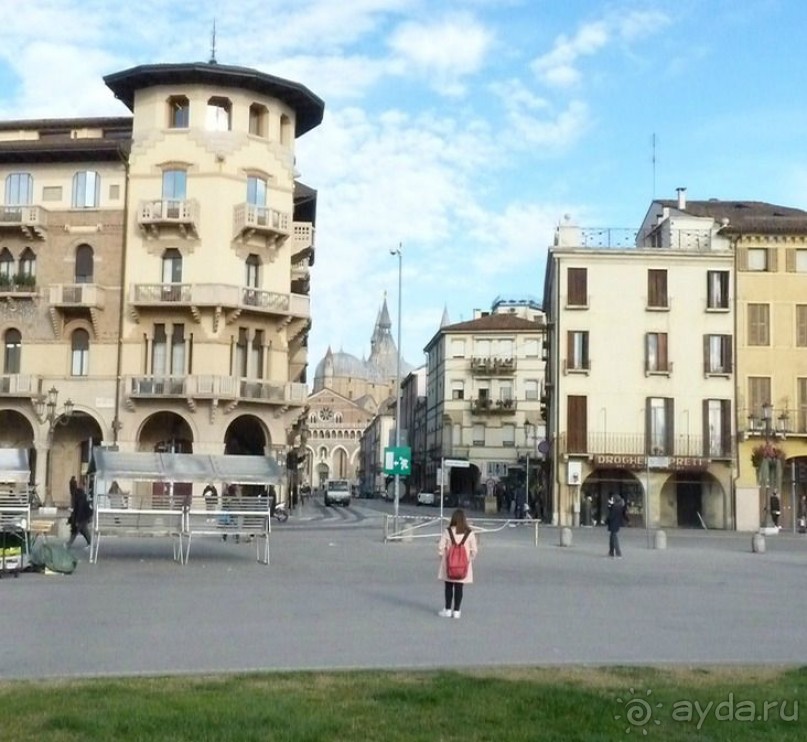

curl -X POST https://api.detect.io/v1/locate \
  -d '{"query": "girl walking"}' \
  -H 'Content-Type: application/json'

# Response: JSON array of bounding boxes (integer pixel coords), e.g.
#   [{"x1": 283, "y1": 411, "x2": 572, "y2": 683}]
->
[{"x1": 437, "y1": 508, "x2": 478, "y2": 619}]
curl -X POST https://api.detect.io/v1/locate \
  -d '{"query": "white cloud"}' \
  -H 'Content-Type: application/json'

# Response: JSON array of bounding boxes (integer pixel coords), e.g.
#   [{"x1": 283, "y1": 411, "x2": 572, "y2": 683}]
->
[{"x1": 388, "y1": 14, "x2": 494, "y2": 95}]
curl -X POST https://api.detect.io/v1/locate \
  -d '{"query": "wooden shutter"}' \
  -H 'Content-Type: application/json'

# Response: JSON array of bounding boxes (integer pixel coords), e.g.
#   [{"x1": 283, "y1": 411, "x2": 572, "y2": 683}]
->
[
  {"x1": 702, "y1": 399, "x2": 710, "y2": 457},
  {"x1": 567, "y1": 395, "x2": 587, "y2": 452},
  {"x1": 737, "y1": 248, "x2": 748, "y2": 271},
  {"x1": 785, "y1": 248, "x2": 796, "y2": 272},
  {"x1": 665, "y1": 397, "x2": 675, "y2": 454},
  {"x1": 767, "y1": 247, "x2": 778, "y2": 272},
  {"x1": 567, "y1": 268, "x2": 587, "y2": 306},
  {"x1": 721, "y1": 399, "x2": 732, "y2": 457},
  {"x1": 724, "y1": 335, "x2": 733, "y2": 373},
  {"x1": 703, "y1": 335, "x2": 710, "y2": 374},
  {"x1": 659, "y1": 333, "x2": 668, "y2": 370}
]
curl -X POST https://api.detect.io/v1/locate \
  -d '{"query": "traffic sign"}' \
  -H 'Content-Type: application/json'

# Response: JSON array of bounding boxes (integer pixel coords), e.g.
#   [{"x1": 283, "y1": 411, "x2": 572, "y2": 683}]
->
[{"x1": 384, "y1": 446, "x2": 412, "y2": 476}]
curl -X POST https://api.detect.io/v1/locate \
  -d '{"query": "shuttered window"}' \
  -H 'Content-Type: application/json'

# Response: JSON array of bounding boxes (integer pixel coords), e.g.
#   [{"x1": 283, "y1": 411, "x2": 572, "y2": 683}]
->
[
  {"x1": 647, "y1": 269, "x2": 668, "y2": 308},
  {"x1": 747, "y1": 304, "x2": 770, "y2": 346},
  {"x1": 567, "y1": 268, "x2": 587, "y2": 307},
  {"x1": 567, "y1": 395, "x2": 587, "y2": 452}
]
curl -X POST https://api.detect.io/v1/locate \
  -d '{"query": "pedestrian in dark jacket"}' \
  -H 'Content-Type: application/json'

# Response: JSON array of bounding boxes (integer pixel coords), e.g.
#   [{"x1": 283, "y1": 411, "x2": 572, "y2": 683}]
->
[
  {"x1": 67, "y1": 477, "x2": 93, "y2": 548},
  {"x1": 606, "y1": 494, "x2": 625, "y2": 558}
]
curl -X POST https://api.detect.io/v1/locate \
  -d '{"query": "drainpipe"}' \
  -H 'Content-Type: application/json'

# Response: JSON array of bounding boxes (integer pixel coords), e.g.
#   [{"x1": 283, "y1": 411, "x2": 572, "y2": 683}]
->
[{"x1": 112, "y1": 147, "x2": 131, "y2": 449}]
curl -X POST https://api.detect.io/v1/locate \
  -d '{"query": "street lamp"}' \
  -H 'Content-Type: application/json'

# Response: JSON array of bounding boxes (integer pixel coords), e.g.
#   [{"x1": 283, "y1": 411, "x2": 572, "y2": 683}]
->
[
  {"x1": 390, "y1": 243, "x2": 402, "y2": 525},
  {"x1": 34, "y1": 386, "x2": 74, "y2": 508},
  {"x1": 748, "y1": 402, "x2": 791, "y2": 529}
]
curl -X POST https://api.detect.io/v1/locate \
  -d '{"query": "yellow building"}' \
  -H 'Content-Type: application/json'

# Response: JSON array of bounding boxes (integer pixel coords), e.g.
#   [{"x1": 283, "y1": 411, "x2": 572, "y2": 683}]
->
[{"x1": 0, "y1": 60, "x2": 323, "y2": 504}]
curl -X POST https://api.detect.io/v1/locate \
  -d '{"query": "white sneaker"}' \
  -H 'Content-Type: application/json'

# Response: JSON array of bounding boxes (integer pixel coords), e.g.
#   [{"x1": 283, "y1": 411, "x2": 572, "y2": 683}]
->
[
  {"x1": 452, "y1": 610, "x2": 461, "y2": 619},
  {"x1": 438, "y1": 608, "x2": 452, "y2": 618}
]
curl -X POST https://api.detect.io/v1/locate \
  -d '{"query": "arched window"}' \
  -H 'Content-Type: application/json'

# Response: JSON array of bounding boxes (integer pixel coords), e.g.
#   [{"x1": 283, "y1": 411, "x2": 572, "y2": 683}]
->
[
  {"x1": 72, "y1": 171, "x2": 100, "y2": 208},
  {"x1": 0, "y1": 248, "x2": 13, "y2": 282},
  {"x1": 71, "y1": 329, "x2": 90, "y2": 376},
  {"x1": 75, "y1": 244, "x2": 94, "y2": 283},
  {"x1": 3, "y1": 328, "x2": 21, "y2": 373},
  {"x1": 206, "y1": 96, "x2": 232, "y2": 131},
  {"x1": 162, "y1": 169, "x2": 187, "y2": 200},
  {"x1": 19, "y1": 247, "x2": 35, "y2": 280},
  {"x1": 161, "y1": 248, "x2": 182, "y2": 283},
  {"x1": 246, "y1": 254, "x2": 260, "y2": 288},
  {"x1": 335, "y1": 449, "x2": 348, "y2": 478}
]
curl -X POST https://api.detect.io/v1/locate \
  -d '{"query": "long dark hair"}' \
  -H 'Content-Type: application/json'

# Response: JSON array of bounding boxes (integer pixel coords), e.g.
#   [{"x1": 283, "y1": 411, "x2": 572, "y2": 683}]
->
[{"x1": 449, "y1": 508, "x2": 469, "y2": 534}]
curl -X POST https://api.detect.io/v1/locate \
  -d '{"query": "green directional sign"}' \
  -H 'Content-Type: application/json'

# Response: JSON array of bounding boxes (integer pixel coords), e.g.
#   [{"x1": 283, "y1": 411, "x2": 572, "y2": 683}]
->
[{"x1": 384, "y1": 446, "x2": 412, "y2": 476}]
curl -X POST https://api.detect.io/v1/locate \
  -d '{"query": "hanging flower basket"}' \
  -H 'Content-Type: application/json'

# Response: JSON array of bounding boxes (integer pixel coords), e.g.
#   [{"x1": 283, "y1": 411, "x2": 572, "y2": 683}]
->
[
  {"x1": 750, "y1": 443, "x2": 785, "y2": 469},
  {"x1": 751, "y1": 443, "x2": 785, "y2": 488}
]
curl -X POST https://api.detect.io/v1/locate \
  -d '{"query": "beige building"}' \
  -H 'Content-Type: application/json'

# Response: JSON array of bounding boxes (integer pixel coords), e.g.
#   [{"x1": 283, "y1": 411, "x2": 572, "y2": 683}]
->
[
  {"x1": 423, "y1": 300, "x2": 546, "y2": 502},
  {"x1": 0, "y1": 60, "x2": 323, "y2": 504},
  {"x1": 544, "y1": 197, "x2": 735, "y2": 529}
]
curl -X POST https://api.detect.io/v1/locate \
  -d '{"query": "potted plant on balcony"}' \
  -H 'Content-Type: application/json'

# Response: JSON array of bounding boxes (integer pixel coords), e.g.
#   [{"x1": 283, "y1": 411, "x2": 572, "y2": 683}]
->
[
  {"x1": 751, "y1": 442, "x2": 785, "y2": 488},
  {"x1": 0, "y1": 274, "x2": 10, "y2": 292}
]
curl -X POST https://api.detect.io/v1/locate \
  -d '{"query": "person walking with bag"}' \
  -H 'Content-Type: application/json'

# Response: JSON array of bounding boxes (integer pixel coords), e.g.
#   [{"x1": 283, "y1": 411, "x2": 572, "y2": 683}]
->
[
  {"x1": 437, "y1": 508, "x2": 478, "y2": 619},
  {"x1": 67, "y1": 476, "x2": 93, "y2": 549}
]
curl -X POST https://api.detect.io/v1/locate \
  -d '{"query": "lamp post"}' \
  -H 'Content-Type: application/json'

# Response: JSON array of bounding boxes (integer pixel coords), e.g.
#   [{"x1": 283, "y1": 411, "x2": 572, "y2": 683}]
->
[
  {"x1": 390, "y1": 243, "x2": 402, "y2": 525},
  {"x1": 748, "y1": 402, "x2": 790, "y2": 529},
  {"x1": 34, "y1": 386, "x2": 74, "y2": 508}
]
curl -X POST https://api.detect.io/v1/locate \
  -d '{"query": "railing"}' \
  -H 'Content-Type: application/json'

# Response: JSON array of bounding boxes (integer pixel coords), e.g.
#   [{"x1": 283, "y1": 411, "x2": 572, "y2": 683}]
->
[
  {"x1": 233, "y1": 204, "x2": 290, "y2": 238},
  {"x1": 470, "y1": 357, "x2": 516, "y2": 375},
  {"x1": 0, "y1": 374, "x2": 38, "y2": 395},
  {"x1": 132, "y1": 283, "x2": 193, "y2": 303},
  {"x1": 554, "y1": 225, "x2": 717, "y2": 251},
  {"x1": 137, "y1": 199, "x2": 199, "y2": 227},
  {"x1": 471, "y1": 398, "x2": 517, "y2": 415},
  {"x1": 0, "y1": 280, "x2": 37, "y2": 295},
  {"x1": 128, "y1": 375, "x2": 307, "y2": 404},
  {"x1": 0, "y1": 205, "x2": 47, "y2": 232},
  {"x1": 49, "y1": 283, "x2": 105, "y2": 308},
  {"x1": 558, "y1": 432, "x2": 731, "y2": 458},
  {"x1": 292, "y1": 222, "x2": 315, "y2": 253}
]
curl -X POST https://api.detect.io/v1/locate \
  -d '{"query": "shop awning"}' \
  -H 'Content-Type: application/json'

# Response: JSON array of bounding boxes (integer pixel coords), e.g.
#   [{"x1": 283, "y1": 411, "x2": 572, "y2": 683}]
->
[
  {"x1": 91, "y1": 448, "x2": 281, "y2": 485},
  {"x1": 0, "y1": 448, "x2": 30, "y2": 483}
]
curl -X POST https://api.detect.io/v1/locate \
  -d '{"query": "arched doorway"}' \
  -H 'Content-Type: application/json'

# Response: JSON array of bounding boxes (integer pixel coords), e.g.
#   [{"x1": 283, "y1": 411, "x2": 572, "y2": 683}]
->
[
  {"x1": 582, "y1": 468, "x2": 643, "y2": 526},
  {"x1": 782, "y1": 456, "x2": 807, "y2": 532},
  {"x1": 660, "y1": 471, "x2": 727, "y2": 529},
  {"x1": 139, "y1": 412, "x2": 193, "y2": 503},
  {"x1": 223, "y1": 415, "x2": 268, "y2": 496},
  {"x1": 0, "y1": 409, "x2": 35, "y2": 484},
  {"x1": 50, "y1": 411, "x2": 103, "y2": 506}
]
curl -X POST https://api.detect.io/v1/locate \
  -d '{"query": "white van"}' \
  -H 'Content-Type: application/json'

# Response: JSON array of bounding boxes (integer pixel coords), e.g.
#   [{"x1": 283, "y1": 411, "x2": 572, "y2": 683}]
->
[{"x1": 324, "y1": 479, "x2": 351, "y2": 506}]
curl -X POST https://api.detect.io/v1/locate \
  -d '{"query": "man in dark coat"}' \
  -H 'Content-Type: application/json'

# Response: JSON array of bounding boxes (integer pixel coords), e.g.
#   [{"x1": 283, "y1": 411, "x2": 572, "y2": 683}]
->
[
  {"x1": 769, "y1": 491, "x2": 781, "y2": 528},
  {"x1": 67, "y1": 477, "x2": 93, "y2": 547},
  {"x1": 606, "y1": 494, "x2": 625, "y2": 558}
]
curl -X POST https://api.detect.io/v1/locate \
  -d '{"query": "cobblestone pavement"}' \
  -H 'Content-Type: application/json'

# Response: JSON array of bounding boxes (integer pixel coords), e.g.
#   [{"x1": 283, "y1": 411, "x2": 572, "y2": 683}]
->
[{"x1": 1, "y1": 504, "x2": 805, "y2": 680}]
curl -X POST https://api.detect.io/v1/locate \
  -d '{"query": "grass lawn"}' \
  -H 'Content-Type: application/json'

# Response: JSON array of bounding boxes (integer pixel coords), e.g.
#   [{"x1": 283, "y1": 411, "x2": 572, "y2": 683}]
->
[{"x1": 0, "y1": 666, "x2": 804, "y2": 741}]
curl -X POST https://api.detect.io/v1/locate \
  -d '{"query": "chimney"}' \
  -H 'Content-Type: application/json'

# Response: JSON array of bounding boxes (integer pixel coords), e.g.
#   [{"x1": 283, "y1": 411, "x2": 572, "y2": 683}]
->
[{"x1": 676, "y1": 187, "x2": 687, "y2": 210}]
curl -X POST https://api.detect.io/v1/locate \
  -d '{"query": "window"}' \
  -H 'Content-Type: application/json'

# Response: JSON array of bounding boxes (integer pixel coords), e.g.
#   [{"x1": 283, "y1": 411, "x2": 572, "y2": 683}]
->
[
  {"x1": 70, "y1": 329, "x2": 89, "y2": 376},
  {"x1": 3, "y1": 328, "x2": 21, "y2": 373},
  {"x1": 472, "y1": 424, "x2": 485, "y2": 446},
  {"x1": 647, "y1": 269, "x2": 668, "y2": 308},
  {"x1": 72, "y1": 171, "x2": 100, "y2": 208},
  {"x1": 524, "y1": 338, "x2": 539, "y2": 356},
  {"x1": 246, "y1": 254, "x2": 260, "y2": 288},
  {"x1": 646, "y1": 397, "x2": 673, "y2": 455},
  {"x1": 566, "y1": 330, "x2": 589, "y2": 371},
  {"x1": 42, "y1": 186, "x2": 62, "y2": 202},
  {"x1": 5, "y1": 173, "x2": 32, "y2": 205},
  {"x1": 247, "y1": 176, "x2": 267, "y2": 206},
  {"x1": 747, "y1": 303, "x2": 770, "y2": 346},
  {"x1": 567, "y1": 267, "x2": 587, "y2": 307},
  {"x1": 249, "y1": 104, "x2": 268, "y2": 137},
  {"x1": 75, "y1": 244, "x2": 93, "y2": 283},
  {"x1": 162, "y1": 169, "x2": 187, "y2": 201},
  {"x1": 498, "y1": 339, "x2": 514, "y2": 356},
  {"x1": 451, "y1": 380, "x2": 464, "y2": 400},
  {"x1": 452, "y1": 423, "x2": 461, "y2": 447},
  {"x1": 451, "y1": 339, "x2": 466, "y2": 357},
  {"x1": 251, "y1": 330, "x2": 264, "y2": 379},
  {"x1": 235, "y1": 328, "x2": 248, "y2": 377},
  {"x1": 567, "y1": 395, "x2": 587, "y2": 453},
  {"x1": 280, "y1": 114, "x2": 292, "y2": 146},
  {"x1": 168, "y1": 96, "x2": 189, "y2": 128},
  {"x1": 19, "y1": 247, "x2": 35, "y2": 279},
  {"x1": 524, "y1": 379, "x2": 539, "y2": 400},
  {"x1": 746, "y1": 248, "x2": 769, "y2": 271},
  {"x1": 797, "y1": 306, "x2": 807, "y2": 347},
  {"x1": 706, "y1": 270, "x2": 729, "y2": 309},
  {"x1": 747, "y1": 377, "x2": 771, "y2": 421},
  {"x1": 161, "y1": 248, "x2": 182, "y2": 284},
  {"x1": 645, "y1": 332, "x2": 669, "y2": 373},
  {"x1": 171, "y1": 324, "x2": 185, "y2": 374},
  {"x1": 704, "y1": 335, "x2": 732, "y2": 374},
  {"x1": 795, "y1": 250, "x2": 807, "y2": 273},
  {"x1": 798, "y1": 378, "x2": 807, "y2": 433},
  {"x1": 152, "y1": 325, "x2": 167, "y2": 375},
  {"x1": 0, "y1": 248, "x2": 13, "y2": 280},
  {"x1": 704, "y1": 399, "x2": 731, "y2": 458},
  {"x1": 475, "y1": 339, "x2": 491, "y2": 357},
  {"x1": 502, "y1": 424, "x2": 515, "y2": 447},
  {"x1": 206, "y1": 96, "x2": 231, "y2": 131},
  {"x1": 499, "y1": 384, "x2": 513, "y2": 401}
]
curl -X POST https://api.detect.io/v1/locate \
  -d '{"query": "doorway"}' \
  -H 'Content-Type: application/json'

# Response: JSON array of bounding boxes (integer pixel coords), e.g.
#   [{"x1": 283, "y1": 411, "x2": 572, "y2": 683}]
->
[{"x1": 676, "y1": 482, "x2": 702, "y2": 527}]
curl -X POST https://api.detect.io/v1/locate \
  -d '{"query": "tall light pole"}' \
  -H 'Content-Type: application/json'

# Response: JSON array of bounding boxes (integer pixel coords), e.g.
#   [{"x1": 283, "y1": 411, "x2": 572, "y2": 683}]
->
[{"x1": 390, "y1": 243, "x2": 402, "y2": 524}]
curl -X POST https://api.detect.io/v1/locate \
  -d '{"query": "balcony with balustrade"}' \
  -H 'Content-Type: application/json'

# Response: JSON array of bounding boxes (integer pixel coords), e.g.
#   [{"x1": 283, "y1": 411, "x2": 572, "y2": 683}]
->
[
  {"x1": 234, "y1": 204, "x2": 290, "y2": 245},
  {"x1": 471, "y1": 397, "x2": 517, "y2": 416},
  {"x1": 470, "y1": 356, "x2": 516, "y2": 376},
  {"x1": 0, "y1": 374, "x2": 39, "y2": 398},
  {"x1": 137, "y1": 199, "x2": 199, "y2": 238},
  {"x1": 0, "y1": 205, "x2": 47, "y2": 238},
  {"x1": 291, "y1": 222, "x2": 315, "y2": 262},
  {"x1": 557, "y1": 431, "x2": 731, "y2": 460}
]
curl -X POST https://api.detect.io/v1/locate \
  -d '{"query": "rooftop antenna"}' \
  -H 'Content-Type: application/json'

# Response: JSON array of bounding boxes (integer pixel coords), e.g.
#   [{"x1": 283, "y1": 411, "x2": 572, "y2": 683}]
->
[{"x1": 209, "y1": 19, "x2": 218, "y2": 64}]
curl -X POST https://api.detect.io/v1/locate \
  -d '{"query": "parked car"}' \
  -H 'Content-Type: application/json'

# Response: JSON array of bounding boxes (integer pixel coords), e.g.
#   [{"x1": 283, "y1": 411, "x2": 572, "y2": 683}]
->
[{"x1": 416, "y1": 491, "x2": 437, "y2": 506}]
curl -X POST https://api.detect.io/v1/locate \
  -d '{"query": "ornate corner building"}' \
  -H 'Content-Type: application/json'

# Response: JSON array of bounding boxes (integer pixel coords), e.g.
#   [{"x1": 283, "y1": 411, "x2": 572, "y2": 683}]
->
[{"x1": 0, "y1": 60, "x2": 323, "y2": 504}]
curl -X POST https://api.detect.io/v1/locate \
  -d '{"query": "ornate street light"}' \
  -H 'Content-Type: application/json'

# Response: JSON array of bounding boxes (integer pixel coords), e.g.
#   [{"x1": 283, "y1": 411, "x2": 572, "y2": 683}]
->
[
  {"x1": 34, "y1": 386, "x2": 74, "y2": 508},
  {"x1": 390, "y1": 243, "x2": 403, "y2": 526}
]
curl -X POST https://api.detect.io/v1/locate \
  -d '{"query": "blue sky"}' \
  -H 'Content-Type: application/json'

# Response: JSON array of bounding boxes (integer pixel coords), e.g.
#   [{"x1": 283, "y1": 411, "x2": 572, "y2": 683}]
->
[{"x1": 1, "y1": 0, "x2": 806, "y2": 375}]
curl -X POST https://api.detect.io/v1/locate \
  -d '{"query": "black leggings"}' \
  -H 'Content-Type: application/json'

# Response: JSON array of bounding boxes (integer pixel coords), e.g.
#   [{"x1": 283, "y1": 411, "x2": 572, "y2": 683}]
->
[{"x1": 444, "y1": 581, "x2": 464, "y2": 611}]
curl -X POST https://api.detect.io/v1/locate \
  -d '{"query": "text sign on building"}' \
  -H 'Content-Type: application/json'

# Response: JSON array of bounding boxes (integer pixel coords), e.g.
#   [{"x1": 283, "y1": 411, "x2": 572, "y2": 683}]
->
[
  {"x1": 592, "y1": 454, "x2": 709, "y2": 471},
  {"x1": 443, "y1": 458, "x2": 471, "y2": 468},
  {"x1": 384, "y1": 446, "x2": 412, "y2": 476}
]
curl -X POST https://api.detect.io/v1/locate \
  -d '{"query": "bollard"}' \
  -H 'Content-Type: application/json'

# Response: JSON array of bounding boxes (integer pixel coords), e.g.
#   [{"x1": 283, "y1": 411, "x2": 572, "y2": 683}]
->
[
  {"x1": 654, "y1": 530, "x2": 667, "y2": 550},
  {"x1": 559, "y1": 526, "x2": 573, "y2": 547},
  {"x1": 752, "y1": 532, "x2": 766, "y2": 554}
]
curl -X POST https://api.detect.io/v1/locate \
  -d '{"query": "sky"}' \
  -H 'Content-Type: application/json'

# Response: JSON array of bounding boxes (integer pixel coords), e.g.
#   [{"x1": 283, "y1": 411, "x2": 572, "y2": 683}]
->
[{"x1": 1, "y1": 0, "x2": 806, "y2": 377}]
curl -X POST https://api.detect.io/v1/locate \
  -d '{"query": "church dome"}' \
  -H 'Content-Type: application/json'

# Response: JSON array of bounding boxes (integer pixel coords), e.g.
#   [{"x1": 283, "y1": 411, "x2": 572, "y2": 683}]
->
[{"x1": 314, "y1": 350, "x2": 369, "y2": 381}]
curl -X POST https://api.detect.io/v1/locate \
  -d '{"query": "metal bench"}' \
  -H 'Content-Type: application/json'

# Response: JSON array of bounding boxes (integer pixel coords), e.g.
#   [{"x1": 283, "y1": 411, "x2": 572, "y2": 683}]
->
[{"x1": 184, "y1": 495, "x2": 271, "y2": 564}]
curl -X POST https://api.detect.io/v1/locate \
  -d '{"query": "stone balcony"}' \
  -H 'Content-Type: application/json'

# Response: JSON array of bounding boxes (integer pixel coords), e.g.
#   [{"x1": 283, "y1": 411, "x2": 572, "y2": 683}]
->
[
  {"x1": 234, "y1": 204, "x2": 290, "y2": 245},
  {"x1": 0, "y1": 205, "x2": 47, "y2": 238},
  {"x1": 137, "y1": 199, "x2": 199, "y2": 238},
  {"x1": 470, "y1": 356, "x2": 516, "y2": 375},
  {"x1": 471, "y1": 398, "x2": 517, "y2": 415},
  {"x1": 48, "y1": 283, "x2": 106, "y2": 338},
  {"x1": 0, "y1": 374, "x2": 39, "y2": 397},
  {"x1": 557, "y1": 431, "x2": 731, "y2": 459}
]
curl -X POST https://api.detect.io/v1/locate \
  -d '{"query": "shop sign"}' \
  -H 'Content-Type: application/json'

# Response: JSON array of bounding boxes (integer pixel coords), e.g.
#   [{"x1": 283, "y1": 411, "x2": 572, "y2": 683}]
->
[{"x1": 593, "y1": 454, "x2": 709, "y2": 471}]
